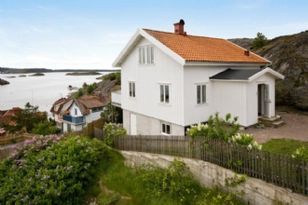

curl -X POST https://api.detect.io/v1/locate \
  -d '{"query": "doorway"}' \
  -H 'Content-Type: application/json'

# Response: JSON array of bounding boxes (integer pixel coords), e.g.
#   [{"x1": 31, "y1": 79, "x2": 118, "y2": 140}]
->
[{"x1": 258, "y1": 84, "x2": 269, "y2": 117}]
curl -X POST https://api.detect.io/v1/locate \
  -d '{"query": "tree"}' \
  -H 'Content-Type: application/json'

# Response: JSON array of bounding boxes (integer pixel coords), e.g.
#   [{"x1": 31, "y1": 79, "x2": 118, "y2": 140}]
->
[
  {"x1": 252, "y1": 32, "x2": 268, "y2": 49},
  {"x1": 100, "y1": 103, "x2": 122, "y2": 123},
  {"x1": 11, "y1": 103, "x2": 47, "y2": 132}
]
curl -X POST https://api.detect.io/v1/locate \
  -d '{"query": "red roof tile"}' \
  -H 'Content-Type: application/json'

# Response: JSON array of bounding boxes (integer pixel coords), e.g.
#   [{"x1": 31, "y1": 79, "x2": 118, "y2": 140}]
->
[{"x1": 144, "y1": 29, "x2": 269, "y2": 64}]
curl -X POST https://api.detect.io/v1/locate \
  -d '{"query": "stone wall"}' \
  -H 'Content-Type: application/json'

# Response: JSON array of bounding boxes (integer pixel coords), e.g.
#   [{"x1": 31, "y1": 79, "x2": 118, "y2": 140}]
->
[{"x1": 121, "y1": 151, "x2": 308, "y2": 205}]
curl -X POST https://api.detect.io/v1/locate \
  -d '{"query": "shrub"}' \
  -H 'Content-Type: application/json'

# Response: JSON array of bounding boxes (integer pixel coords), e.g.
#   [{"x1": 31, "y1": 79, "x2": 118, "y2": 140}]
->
[
  {"x1": 230, "y1": 133, "x2": 262, "y2": 150},
  {"x1": 292, "y1": 146, "x2": 308, "y2": 161},
  {"x1": 137, "y1": 160, "x2": 201, "y2": 204},
  {"x1": 0, "y1": 136, "x2": 108, "y2": 205},
  {"x1": 103, "y1": 123, "x2": 126, "y2": 146},
  {"x1": 32, "y1": 121, "x2": 60, "y2": 135},
  {"x1": 187, "y1": 113, "x2": 240, "y2": 141}
]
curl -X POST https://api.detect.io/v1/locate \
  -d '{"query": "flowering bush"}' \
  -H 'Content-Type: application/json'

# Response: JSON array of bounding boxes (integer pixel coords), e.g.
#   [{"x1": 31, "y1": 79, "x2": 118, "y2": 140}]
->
[
  {"x1": 187, "y1": 113, "x2": 240, "y2": 141},
  {"x1": 292, "y1": 146, "x2": 308, "y2": 161},
  {"x1": 103, "y1": 123, "x2": 126, "y2": 146},
  {"x1": 230, "y1": 133, "x2": 262, "y2": 150},
  {"x1": 0, "y1": 135, "x2": 108, "y2": 204}
]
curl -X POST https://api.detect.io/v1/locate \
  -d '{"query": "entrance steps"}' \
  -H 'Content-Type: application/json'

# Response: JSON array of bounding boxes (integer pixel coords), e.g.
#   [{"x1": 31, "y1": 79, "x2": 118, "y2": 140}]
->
[{"x1": 258, "y1": 115, "x2": 285, "y2": 128}]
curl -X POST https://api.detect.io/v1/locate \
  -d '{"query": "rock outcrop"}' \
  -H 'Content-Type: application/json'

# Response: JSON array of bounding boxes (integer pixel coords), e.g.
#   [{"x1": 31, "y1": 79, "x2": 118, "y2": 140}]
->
[
  {"x1": 0, "y1": 78, "x2": 9, "y2": 86},
  {"x1": 230, "y1": 31, "x2": 308, "y2": 110}
]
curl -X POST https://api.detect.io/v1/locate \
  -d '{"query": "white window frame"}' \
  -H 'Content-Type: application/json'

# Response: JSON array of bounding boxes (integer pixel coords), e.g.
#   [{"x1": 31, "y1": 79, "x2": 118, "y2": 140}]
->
[
  {"x1": 196, "y1": 83, "x2": 207, "y2": 104},
  {"x1": 161, "y1": 122, "x2": 171, "y2": 135},
  {"x1": 159, "y1": 84, "x2": 170, "y2": 104},
  {"x1": 138, "y1": 45, "x2": 154, "y2": 65},
  {"x1": 129, "y1": 81, "x2": 136, "y2": 98}
]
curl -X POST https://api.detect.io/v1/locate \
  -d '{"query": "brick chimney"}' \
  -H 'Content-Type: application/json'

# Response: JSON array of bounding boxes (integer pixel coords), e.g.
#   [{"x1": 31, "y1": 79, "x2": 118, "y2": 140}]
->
[{"x1": 174, "y1": 19, "x2": 186, "y2": 35}]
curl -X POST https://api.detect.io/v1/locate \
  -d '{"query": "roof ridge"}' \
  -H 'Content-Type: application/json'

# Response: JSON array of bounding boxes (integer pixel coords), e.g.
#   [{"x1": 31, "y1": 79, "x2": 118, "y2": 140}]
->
[{"x1": 142, "y1": 28, "x2": 225, "y2": 40}]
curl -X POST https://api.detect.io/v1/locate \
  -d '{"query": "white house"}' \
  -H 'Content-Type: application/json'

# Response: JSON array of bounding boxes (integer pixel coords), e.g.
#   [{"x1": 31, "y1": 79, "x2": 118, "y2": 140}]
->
[
  {"x1": 51, "y1": 95, "x2": 105, "y2": 132},
  {"x1": 111, "y1": 20, "x2": 284, "y2": 136}
]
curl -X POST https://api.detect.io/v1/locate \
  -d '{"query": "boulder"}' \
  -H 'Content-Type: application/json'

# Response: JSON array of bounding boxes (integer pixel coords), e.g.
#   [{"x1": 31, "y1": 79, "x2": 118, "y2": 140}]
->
[{"x1": 0, "y1": 78, "x2": 9, "y2": 85}]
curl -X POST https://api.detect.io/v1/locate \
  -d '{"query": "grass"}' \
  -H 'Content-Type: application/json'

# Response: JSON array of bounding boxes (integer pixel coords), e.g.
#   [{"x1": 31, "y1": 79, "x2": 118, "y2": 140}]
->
[
  {"x1": 85, "y1": 149, "x2": 244, "y2": 205},
  {"x1": 262, "y1": 139, "x2": 308, "y2": 155}
]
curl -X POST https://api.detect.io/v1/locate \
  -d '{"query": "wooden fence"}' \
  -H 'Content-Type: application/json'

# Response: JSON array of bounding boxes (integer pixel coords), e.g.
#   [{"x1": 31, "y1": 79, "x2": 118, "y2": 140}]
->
[{"x1": 114, "y1": 135, "x2": 308, "y2": 196}]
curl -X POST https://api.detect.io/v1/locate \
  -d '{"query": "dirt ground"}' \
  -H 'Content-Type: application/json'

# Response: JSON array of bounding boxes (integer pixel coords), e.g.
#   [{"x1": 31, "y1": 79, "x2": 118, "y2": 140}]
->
[{"x1": 246, "y1": 109, "x2": 308, "y2": 143}]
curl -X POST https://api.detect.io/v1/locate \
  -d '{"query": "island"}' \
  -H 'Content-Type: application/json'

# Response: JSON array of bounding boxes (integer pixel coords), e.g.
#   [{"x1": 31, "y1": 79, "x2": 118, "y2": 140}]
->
[
  {"x1": 0, "y1": 78, "x2": 10, "y2": 85},
  {"x1": 30, "y1": 73, "x2": 45, "y2": 77},
  {"x1": 0, "y1": 67, "x2": 119, "y2": 74},
  {"x1": 66, "y1": 71, "x2": 101, "y2": 76}
]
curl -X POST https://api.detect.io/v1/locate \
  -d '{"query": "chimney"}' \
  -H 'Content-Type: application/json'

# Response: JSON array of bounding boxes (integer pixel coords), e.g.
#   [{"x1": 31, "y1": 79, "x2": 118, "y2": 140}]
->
[
  {"x1": 244, "y1": 50, "x2": 250, "y2": 56},
  {"x1": 174, "y1": 19, "x2": 186, "y2": 35}
]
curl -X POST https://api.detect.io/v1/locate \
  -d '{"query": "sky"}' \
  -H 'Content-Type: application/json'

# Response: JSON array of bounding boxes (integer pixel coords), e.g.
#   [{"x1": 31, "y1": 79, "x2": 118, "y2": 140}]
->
[{"x1": 0, "y1": 0, "x2": 307, "y2": 70}]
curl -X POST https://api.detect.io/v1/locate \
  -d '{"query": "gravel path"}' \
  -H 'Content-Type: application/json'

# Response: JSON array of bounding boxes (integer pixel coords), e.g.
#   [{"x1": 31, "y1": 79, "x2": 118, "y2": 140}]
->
[{"x1": 246, "y1": 111, "x2": 308, "y2": 143}]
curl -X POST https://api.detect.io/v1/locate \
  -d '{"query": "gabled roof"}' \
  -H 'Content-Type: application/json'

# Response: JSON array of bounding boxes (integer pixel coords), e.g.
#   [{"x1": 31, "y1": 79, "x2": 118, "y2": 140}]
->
[
  {"x1": 76, "y1": 95, "x2": 104, "y2": 115},
  {"x1": 210, "y1": 67, "x2": 284, "y2": 82},
  {"x1": 51, "y1": 95, "x2": 105, "y2": 116},
  {"x1": 113, "y1": 28, "x2": 270, "y2": 67},
  {"x1": 144, "y1": 29, "x2": 269, "y2": 64}
]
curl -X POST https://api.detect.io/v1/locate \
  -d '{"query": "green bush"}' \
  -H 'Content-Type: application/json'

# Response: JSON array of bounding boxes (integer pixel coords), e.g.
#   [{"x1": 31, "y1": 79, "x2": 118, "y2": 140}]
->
[
  {"x1": 32, "y1": 121, "x2": 60, "y2": 135},
  {"x1": 187, "y1": 113, "x2": 240, "y2": 141},
  {"x1": 292, "y1": 146, "x2": 308, "y2": 161},
  {"x1": 103, "y1": 123, "x2": 126, "y2": 146},
  {"x1": 0, "y1": 136, "x2": 109, "y2": 205},
  {"x1": 138, "y1": 160, "x2": 201, "y2": 204},
  {"x1": 230, "y1": 133, "x2": 262, "y2": 150}
]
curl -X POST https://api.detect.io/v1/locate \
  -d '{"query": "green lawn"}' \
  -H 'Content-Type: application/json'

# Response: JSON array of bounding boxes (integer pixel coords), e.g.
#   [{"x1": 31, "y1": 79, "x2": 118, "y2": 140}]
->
[
  {"x1": 86, "y1": 150, "x2": 244, "y2": 205},
  {"x1": 262, "y1": 139, "x2": 308, "y2": 155}
]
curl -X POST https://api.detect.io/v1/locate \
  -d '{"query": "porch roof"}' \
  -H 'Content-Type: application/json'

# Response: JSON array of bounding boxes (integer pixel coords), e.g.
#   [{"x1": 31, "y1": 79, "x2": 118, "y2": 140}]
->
[{"x1": 210, "y1": 67, "x2": 284, "y2": 82}]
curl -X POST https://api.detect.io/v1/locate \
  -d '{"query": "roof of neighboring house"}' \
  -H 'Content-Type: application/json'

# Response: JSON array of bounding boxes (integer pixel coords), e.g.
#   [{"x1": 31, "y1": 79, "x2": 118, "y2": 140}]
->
[
  {"x1": 0, "y1": 107, "x2": 22, "y2": 126},
  {"x1": 143, "y1": 29, "x2": 269, "y2": 64},
  {"x1": 76, "y1": 95, "x2": 105, "y2": 115},
  {"x1": 210, "y1": 67, "x2": 285, "y2": 81},
  {"x1": 210, "y1": 69, "x2": 262, "y2": 80},
  {"x1": 51, "y1": 95, "x2": 106, "y2": 116},
  {"x1": 50, "y1": 98, "x2": 68, "y2": 114}
]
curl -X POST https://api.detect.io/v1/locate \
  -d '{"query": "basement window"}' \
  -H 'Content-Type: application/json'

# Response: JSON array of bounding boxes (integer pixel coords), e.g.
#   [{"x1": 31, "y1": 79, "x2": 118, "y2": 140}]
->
[{"x1": 161, "y1": 122, "x2": 171, "y2": 135}]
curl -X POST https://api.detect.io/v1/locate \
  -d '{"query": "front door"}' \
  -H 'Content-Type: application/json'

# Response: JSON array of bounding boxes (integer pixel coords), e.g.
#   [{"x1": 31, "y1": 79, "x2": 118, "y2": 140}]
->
[
  {"x1": 258, "y1": 84, "x2": 269, "y2": 117},
  {"x1": 130, "y1": 114, "x2": 137, "y2": 135}
]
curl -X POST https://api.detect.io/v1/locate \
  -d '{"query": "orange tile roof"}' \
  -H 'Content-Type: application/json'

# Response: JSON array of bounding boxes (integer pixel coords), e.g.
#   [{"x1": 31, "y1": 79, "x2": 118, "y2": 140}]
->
[{"x1": 144, "y1": 29, "x2": 269, "y2": 64}]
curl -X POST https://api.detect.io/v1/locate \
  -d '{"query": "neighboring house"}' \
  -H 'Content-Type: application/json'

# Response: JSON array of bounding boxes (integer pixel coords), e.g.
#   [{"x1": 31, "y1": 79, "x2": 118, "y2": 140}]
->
[
  {"x1": 111, "y1": 19, "x2": 284, "y2": 136},
  {"x1": 0, "y1": 107, "x2": 22, "y2": 127},
  {"x1": 50, "y1": 95, "x2": 105, "y2": 132}
]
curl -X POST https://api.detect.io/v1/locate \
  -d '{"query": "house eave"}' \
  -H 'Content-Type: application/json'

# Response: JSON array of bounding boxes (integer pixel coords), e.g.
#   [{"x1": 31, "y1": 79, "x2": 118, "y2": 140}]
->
[{"x1": 184, "y1": 61, "x2": 269, "y2": 67}]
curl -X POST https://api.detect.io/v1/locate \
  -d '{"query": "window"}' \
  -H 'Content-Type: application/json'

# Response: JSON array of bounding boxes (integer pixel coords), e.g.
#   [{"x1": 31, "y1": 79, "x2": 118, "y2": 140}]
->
[
  {"x1": 161, "y1": 122, "x2": 171, "y2": 135},
  {"x1": 74, "y1": 108, "x2": 77, "y2": 115},
  {"x1": 196, "y1": 84, "x2": 206, "y2": 104},
  {"x1": 160, "y1": 84, "x2": 170, "y2": 103},
  {"x1": 129, "y1": 82, "x2": 136, "y2": 97},
  {"x1": 139, "y1": 45, "x2": 154, "y2": 64}
]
